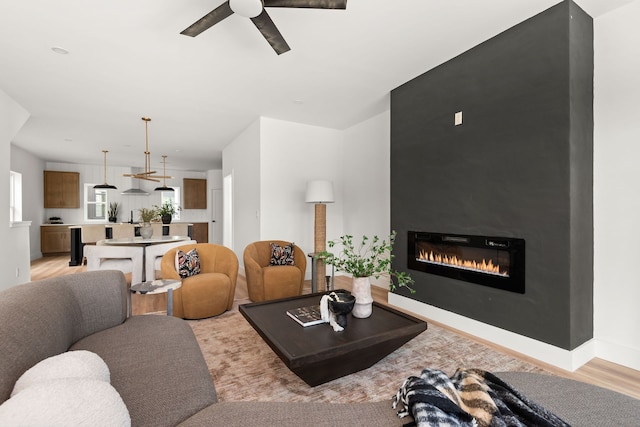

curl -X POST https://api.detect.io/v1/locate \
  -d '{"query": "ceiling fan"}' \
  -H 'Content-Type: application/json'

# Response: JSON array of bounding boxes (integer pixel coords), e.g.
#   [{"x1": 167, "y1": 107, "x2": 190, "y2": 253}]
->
[{"x1": 181, "y1": 0, "x2": 347, "y2": 55}]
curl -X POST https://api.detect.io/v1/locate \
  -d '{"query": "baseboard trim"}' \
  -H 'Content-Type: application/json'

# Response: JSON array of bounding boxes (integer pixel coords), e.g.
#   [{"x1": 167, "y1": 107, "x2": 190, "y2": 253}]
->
[
  {"x1": 388, "y1": 293, "x2": 595, "y2": 372},
  {"x1": 595, "y1": 339, "x2": 640, "y2": 372}
]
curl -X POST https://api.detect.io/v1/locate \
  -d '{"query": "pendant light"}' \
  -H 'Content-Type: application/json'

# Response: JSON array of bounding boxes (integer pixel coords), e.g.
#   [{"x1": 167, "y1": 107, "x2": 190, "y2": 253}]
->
[
  {"x1": 154, "y1": 155, "x2": 174, "y2": 191},
  {"x1": 123, "y1": 117, "x2": 171, "y2": 182},
  {"x1": 94, "y1": 150, "x2": 117, "y2": 189}
]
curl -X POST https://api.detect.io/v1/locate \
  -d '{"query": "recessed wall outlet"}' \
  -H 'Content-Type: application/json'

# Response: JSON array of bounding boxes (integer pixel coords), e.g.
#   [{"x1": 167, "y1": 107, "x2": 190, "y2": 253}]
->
[
  {"x1": 455, "y1": 111, "x2": 463, "y2": 126},
  {"x1": 15, "y1": 267, "x2": 19, "y2": 277}
]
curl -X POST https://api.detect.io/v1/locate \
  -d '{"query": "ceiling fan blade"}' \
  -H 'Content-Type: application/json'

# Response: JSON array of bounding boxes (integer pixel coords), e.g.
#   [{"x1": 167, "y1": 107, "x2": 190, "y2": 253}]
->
[
  {"x1": 181, "y1": 1, "x2": 234, "y2": 37},
  {"x1": 251, "y1": 10, "x2": 291, "y2": 55},
  {"x1": 263, "y1": 0, "x2": 347, "y2": 9}
]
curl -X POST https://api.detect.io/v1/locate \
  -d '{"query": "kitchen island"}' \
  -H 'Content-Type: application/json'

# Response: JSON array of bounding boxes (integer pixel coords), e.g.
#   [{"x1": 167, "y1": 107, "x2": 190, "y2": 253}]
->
[{"x1": 67, "y1": 223, "x2": 193, "y2": 266}]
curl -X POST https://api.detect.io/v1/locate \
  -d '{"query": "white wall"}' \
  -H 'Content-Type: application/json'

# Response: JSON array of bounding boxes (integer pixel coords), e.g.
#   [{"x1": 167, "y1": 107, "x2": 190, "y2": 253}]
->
[
  {"x1": 223, "y1": 109, "x2": 400, "y2": 286},
  {"x1": 222, "y1": 111, "x2": 392, "y2": 282},
  {"x1": 259, "y1": 117, "x2": 344, "y2": 270},
  {"x1": 222, "y1": 117, "x2": 345, "y2": 277},
  {"x1": 222, "y1": 119, "x2": 261, "y2": 259},
  {"x1": 1, "y1": 89, "x2": 31, "y2": 289},
  {"x1": 593, "y1": 0, "x2": 640, "y2": 370},
  {"x1": 342, "y1": 108, "x2": 392, "y2": 287},
  {"x1": 11, "y1": 145, "x2": 45, "y2": 259}
]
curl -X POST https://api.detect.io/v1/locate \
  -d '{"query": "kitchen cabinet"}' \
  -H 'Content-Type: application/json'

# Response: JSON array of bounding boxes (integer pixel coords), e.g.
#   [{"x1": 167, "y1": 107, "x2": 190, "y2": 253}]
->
[
  {"x1": 191, "y1": 222, "x2": 208, "y2": 243},
  {"x1": 41, "y1": 226, "x2": 71, "y2": 255},
  {"x1": 183, "y1": 178, "x2": 206, "y2": 209},
  {"x1": 44, "y1": 171, "x2": 79, "y2": 208}
]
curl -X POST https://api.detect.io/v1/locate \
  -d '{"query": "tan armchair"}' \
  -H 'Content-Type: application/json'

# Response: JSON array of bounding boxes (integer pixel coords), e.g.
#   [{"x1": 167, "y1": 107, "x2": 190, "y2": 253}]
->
[
  {"x1": 243, "y1": 240, "x2": 306, "y2": 302},
  {"x1": 160, "y1": 243, "x2": 238, "y2": 319}
]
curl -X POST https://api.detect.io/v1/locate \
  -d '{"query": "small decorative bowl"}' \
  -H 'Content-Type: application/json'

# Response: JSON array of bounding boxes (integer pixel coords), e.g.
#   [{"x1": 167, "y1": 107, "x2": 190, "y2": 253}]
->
[{"x1": 328, "y1": 292, "x2": 356, "y2": 328}]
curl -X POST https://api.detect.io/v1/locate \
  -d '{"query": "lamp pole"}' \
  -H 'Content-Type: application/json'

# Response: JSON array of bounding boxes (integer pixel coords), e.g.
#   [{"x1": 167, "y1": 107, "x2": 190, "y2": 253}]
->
[
  {"x1": 314, "y1": 202, "x2": 327, "y2": 290},
  {"x1": 306, "y1": 180, "x2": 335, "y2": 292}
]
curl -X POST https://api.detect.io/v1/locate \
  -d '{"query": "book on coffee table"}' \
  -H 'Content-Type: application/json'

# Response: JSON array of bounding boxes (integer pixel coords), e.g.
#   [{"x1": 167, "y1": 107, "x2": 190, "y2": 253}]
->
[{"x1": 286, "y1": 305, "x2": 326, "y2": 327}]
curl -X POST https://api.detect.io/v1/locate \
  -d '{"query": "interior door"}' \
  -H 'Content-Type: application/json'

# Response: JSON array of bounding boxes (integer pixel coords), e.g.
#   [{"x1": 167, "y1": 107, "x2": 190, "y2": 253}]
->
[{"x1": 210, "y1": 188, "x2": 223, "y2": 244}]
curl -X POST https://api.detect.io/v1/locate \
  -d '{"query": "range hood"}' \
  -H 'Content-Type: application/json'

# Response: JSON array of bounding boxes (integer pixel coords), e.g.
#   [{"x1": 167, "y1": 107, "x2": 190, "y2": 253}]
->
[
  {"x1": 121, "y1": 187, "x2": 149, "y2": 196},
  {"x1": 121, "y1": 171, "x2": 149, "y2": 195}
]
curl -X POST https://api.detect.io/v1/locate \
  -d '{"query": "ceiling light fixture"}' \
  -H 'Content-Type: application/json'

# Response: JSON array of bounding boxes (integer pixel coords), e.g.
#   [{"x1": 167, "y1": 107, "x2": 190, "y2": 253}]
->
[
  {"x1": 123, "y1": 117, "x2": 171, "y2": 183},
  {"x1": 51, "y1": 46, "x2": 69, "y2": 55},
  {"x1": 154, "y1": 155, "x2": 174, "y2": 192},
  {"x1": 94, "y1": 150, "x2": 117, "y2": 189}
]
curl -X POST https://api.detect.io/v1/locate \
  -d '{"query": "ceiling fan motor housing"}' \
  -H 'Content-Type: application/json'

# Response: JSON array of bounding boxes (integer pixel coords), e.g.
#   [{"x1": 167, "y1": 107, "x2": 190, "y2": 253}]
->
[{"x1": 230, "y1": 0, "x2": 264, "y2": 18}]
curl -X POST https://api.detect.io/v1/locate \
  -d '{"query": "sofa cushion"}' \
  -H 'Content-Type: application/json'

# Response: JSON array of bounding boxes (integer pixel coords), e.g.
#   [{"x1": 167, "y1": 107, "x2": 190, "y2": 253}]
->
[
  {"x1": 269, "y1": 242, "x2": 295, "y2": 266},
  {"x1": 178, "y1": 401, "x2": 404, "y2": 427},
  {"x1": 11, "y1": 350, "x2": 110, "y2": 397},
  {"x1": 71, "y1": 315, "x2": 217, "y2": 427},
  {"x1": 0, "y1": 378, "x2": 130, "y2": 427},
  {"x1": 496, "y1": 372, "x2": 640, "y2": 426}
]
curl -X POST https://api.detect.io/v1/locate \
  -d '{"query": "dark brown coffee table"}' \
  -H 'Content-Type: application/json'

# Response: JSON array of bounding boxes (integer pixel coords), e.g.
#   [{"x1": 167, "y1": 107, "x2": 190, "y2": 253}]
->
[{"x1": 239, "y1": 291, "x2": 427, "y2": 386}]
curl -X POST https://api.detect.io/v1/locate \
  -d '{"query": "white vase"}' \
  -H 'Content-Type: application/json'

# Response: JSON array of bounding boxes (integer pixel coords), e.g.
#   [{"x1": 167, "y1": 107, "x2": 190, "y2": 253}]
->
[
  {"x1": 139, "y1": 222, "x2": 153, "y2": 239},
  {"x1": 351, "y1": 276, "x2": 373, "y2": 318}
]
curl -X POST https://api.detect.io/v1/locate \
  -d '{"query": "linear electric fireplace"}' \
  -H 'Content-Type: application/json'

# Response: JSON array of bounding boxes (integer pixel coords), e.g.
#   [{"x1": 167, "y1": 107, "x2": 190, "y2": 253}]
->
[{"x1": 408, "y1": 231, "x2": 525, "y2": 293}]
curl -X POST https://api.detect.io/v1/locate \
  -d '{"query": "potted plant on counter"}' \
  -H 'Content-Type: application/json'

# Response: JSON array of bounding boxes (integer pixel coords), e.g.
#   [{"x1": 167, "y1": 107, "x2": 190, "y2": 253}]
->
[
  {"x1": 138, "y1": 207, "x2": 158, "y2": 238},
  {"x1": 108, "y1": 202, "x2": 119, "y2": 223},
  {"x1": 155, "y1": 201, "x2": 179, "y2": 224},
  {"x1": 319, "y1": 230, "x2": 414, "y2": 318}
]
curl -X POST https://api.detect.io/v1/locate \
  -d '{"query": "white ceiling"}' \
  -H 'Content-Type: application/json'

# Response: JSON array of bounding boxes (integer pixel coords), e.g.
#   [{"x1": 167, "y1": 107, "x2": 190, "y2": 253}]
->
[{"x1": 0, "y1": 0, "x2": 633, "y2": 171}]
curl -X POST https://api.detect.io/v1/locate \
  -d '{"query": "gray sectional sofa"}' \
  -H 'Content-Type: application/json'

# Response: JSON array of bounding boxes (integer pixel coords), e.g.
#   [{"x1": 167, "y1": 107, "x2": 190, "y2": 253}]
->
[{"x1": 1, "y1": 270, "x2": 638, "y2": 426}]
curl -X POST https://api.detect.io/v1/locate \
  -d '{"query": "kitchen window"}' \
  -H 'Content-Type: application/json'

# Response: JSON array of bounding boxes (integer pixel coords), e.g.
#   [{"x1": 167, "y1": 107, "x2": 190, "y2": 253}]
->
[{"x1": 85, "y1": 184, "x2": 108, "y2": 221}]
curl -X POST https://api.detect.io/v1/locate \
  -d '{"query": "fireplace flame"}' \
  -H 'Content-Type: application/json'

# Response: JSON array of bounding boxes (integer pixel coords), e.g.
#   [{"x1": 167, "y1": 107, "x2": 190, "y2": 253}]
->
[{"x1": 418, "y1": 249, "x2": 508, "y2": 277}]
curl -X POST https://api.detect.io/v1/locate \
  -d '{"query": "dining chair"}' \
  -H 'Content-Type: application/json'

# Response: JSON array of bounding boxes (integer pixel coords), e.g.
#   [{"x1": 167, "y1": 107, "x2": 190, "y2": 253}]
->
[
  {"x1": 144, "y1": 239, "x2": 197, "y2": 282},
  {"x1": 151, "y1": 223, "x2": 164, "y2": 237},
  {"x1": 111, "y1": 223, "x2": 136, "y2": 239},
  {"x1": 81, "y1": 225, "x2": 106, "y2": 245},
  {"x1": 80, "y1": 225, "x2": 107, "y2": 264},
  {"x1": 84, "y1": 244, "x2": 144, "y2": 285},
  {"x1": 169, "y1": 223, "x2": 189, "y2": 237}
]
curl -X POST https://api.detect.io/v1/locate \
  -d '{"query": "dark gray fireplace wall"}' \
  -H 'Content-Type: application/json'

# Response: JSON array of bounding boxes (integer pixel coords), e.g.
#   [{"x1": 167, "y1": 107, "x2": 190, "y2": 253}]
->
[{"x1": 390, "y1": 0, "x2": 593, "y2": 350}]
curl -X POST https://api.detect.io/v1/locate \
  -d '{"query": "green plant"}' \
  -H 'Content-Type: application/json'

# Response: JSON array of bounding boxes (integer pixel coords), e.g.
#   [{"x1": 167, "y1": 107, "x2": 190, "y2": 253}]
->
[
  {"x1": 155, "y1": 201, "x2": 180, "y2": 217},
  {"x1": 108, "y1": 202, "x2": 119, "y2": 218},
  {"x1": 319, "y1": 230, "x2": 415, "y2": 293},
  {"x1": 138, "y1": 207, "x2": 158, "y2": 223}
]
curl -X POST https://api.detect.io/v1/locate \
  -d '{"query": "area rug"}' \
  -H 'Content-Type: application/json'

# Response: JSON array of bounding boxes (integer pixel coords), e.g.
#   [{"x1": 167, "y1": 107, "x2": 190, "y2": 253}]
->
[{"x1": 187, "y1": 305, "x2": 549, "y2": 403}]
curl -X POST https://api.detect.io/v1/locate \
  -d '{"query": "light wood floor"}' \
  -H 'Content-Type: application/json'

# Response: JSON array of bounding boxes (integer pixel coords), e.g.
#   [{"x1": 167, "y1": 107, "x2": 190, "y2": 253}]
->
[{"x1": 30, "y1": 255, "x2": 640, "y2": 400}]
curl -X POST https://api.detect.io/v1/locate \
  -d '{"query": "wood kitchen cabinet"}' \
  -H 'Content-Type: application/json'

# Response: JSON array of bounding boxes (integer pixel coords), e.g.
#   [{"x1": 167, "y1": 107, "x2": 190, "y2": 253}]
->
[
  {"x1": 191, "y1": 222, "x2": 208, "y2": 243},
  {"x1": 44, "y1": 171, "x2": 80, "y2": 208},
  {"x1": 183, "y1": 178, "x2": 206, "y2": 209},
  {"x1": 41, "y1": 226, "x2": 71, "y2": 255}
]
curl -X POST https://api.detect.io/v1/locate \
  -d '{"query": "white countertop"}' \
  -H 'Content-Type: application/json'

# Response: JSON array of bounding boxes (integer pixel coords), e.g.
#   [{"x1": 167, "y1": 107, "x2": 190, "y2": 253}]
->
[{"x1": 60, "y1": 222, "x2": 194, "y2": 229}]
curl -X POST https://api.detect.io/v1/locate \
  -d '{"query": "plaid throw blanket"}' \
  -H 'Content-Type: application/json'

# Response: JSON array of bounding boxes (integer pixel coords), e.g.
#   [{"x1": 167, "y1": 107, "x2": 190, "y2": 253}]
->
[{"x1": 392, "y1": 368, "x2": 570, "y2": 427}]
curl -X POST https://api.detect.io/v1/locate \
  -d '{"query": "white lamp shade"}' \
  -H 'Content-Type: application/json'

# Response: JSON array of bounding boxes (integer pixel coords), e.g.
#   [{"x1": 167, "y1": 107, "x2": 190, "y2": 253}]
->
[{"x1": 305, "y1": 180, "x2": 335, "y2": 203}]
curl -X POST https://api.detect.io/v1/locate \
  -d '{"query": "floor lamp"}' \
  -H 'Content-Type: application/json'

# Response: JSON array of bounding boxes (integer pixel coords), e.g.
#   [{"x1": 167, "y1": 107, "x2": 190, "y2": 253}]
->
[{"x1": 305, "y1": 180, "x2": 334, "y2": 291}]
